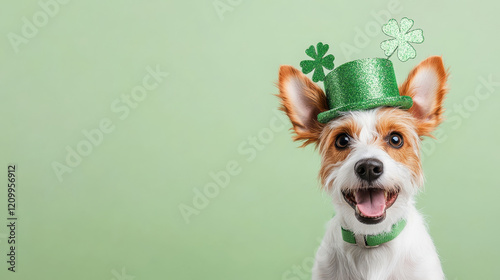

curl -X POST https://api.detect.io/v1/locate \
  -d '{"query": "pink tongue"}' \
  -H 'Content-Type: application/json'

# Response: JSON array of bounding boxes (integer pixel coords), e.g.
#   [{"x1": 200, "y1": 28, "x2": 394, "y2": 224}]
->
[{"x1": 355, "y1": 189, "x2": 386, "y2": 217}]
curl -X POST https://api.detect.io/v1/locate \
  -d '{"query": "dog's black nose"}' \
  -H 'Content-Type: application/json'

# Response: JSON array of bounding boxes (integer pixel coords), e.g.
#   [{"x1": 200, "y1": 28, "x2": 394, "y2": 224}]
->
[{"x1": 355, "y1": 158, "x2": 383, "y2": 182}]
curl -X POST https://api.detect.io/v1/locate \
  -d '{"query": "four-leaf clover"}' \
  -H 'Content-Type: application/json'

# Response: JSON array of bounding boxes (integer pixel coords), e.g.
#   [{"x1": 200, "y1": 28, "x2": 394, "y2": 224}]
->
[
  {"x1": 380, "y1": 17, "x2": 424, "y2": 62},
  {"x1": 300, "y1": 42, "x2": 335, "y2": 82}
]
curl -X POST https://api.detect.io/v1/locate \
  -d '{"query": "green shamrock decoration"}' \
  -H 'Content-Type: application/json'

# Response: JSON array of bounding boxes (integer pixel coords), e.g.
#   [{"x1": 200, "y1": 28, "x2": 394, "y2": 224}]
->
[
  {"x1": 380, "y1": 17, "x2": 424, "y2": 62},
  {"x1": 300, "y1": 42, "x2": 335, "y2": 82}
]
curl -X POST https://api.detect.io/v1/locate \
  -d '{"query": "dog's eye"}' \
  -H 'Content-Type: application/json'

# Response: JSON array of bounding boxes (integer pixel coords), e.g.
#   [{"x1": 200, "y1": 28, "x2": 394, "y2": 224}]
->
[
  {"x1": 388, "y1": 132, "x2": 404, "y2": 148},
  {"x1": 335, "y1": 133, "x2": 351, "y2": 149}
]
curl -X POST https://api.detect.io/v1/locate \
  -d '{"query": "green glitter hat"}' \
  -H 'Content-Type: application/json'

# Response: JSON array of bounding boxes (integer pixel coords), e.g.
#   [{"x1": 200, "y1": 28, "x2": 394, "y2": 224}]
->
[
  {"x1": 317, "y1": 58, "x2": 413, "y2": 123},
  {"x1": 299, "y1": 17, "x2": 424, "y2": 124}
]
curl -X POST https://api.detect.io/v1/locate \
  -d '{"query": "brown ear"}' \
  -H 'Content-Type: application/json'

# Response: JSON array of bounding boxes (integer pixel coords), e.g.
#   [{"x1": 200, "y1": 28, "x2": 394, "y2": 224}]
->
[
  {"x1": 399, "y1": 56, "x2": 449, "y2": 137},
  {"x1": 277, "y1": 65, "x2": 329, "y2": 147}
]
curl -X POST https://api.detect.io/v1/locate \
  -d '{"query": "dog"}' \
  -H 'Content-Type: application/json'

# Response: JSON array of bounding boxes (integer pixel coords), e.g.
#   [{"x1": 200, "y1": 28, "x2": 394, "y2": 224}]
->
[{"x1": 277, "y1": 56, "x2": 448, "y2": 279}]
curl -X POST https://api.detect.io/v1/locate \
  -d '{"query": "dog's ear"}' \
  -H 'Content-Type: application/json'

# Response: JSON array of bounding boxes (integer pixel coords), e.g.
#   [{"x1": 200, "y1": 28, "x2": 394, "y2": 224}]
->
[
  {"x1": 277, "y1": 65, "x2": 329, "y2": 147},
  {"x1": 399, "y1": 56, "x2": 449, "y2": 137}
]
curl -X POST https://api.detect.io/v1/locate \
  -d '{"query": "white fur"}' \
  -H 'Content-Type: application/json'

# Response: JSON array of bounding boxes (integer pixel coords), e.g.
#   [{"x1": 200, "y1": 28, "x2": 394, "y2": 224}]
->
[{"x1": 313, "y1": 109, "x2": 444, "y2": 280}]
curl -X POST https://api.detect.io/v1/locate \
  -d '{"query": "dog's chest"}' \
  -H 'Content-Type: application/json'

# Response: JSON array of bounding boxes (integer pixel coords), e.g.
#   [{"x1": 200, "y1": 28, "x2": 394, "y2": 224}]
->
[
  {"x1": 339, "y1": 245, "x2": 407, "y2": 279},
  {"x1": 315, "y1": 237, "x2": 439, "y2": 280}
]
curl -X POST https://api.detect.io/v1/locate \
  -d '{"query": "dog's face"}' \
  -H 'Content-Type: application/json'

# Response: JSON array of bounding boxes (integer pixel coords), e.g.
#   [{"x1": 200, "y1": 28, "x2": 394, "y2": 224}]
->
[
  {"x1": 278, "y1": 56, "x2": 448, "y2": 233},
  {"x1": 318, "y1": 108, "x2": 422, "y2": 232}
]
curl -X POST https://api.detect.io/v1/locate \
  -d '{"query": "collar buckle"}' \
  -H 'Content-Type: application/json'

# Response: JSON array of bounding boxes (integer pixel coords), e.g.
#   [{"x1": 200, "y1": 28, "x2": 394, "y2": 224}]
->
[{"x1": 354, "y1": 234, "x2": 379, "y2": 248}]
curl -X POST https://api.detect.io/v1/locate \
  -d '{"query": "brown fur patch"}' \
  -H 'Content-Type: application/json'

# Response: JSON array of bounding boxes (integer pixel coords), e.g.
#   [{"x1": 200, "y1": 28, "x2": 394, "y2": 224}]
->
[
  {"x1": 375, "y1": 108, "x2": 423, "y2": 180},
  {"x1": 399, "y1": 56, "x2": 449, "y2": 137},
  {"x1": 277, "y1": 65, "x2": 329, "y2": 147},
  {"x1": 318, "y1": 117, "x2": 361, "y2": 187}
]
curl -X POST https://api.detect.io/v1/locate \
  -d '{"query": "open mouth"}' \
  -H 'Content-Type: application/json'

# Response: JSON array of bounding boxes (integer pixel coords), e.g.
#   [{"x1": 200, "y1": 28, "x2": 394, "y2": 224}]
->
[{"x1": 342, "y1": 187, "x2": 399, "y2": 224}]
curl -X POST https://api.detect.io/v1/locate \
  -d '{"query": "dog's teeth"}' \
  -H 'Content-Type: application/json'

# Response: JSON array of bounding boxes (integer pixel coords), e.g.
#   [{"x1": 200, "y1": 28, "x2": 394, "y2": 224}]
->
[{"x1": 355, "y1": 205, "x2": 360, "y2": 215}]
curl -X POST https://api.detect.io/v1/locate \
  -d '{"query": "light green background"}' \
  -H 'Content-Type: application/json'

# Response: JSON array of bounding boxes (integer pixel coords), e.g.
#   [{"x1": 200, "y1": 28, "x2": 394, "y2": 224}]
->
[{"x1": 1, "y1": 0, "x2": 499, "y2": 279}]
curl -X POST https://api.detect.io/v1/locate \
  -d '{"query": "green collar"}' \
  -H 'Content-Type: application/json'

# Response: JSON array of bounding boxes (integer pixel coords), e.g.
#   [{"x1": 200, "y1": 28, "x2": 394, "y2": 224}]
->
[{"x1": 341, "y1": 219, "x2": 407, "y2": 248}]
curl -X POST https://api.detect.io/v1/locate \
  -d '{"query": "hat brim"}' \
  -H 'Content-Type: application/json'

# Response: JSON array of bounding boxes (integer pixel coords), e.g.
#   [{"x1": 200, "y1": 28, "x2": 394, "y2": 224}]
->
[{"x1": 317, "y1": 96, "x2": 413, "y2": 124}]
